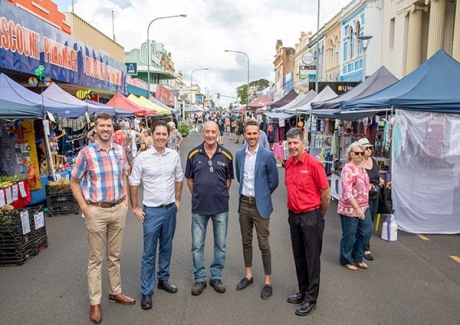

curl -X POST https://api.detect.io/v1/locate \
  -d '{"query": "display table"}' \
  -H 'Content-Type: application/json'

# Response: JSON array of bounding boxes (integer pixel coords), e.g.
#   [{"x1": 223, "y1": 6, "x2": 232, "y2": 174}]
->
[{"x1": 27, "y1": 171, "x2": 71, "y2": 206}]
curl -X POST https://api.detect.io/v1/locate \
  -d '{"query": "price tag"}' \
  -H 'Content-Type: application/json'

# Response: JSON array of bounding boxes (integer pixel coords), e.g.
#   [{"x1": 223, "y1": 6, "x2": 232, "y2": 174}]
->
[
  {"x1": 34, "y1": 211, "x2": 45, "y2": 230},
  {"x1": 18, "y1": 181, "x2": 27, "y2": 198},
  {"x1": 5, "y1": 186, "x2": 12, "y2": 204},
  {"x1": 20, "y1": 210, "x2": 31, "y2": 234},
  {"x1": 12, "y1": 184, "x2": 18, "y2": 201},
  {"x1": 0, "y1": 189, "x2": 5, "y2": 206}
]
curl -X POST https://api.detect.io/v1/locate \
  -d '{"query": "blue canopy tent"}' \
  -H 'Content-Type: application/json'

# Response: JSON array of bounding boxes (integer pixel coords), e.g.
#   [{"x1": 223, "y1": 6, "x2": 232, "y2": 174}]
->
[
  {"x1": 42, "y1": 83, "x2": 94, "y2": 118},
  {"x1": 0, "y1": 74, "x2": 44, "y2": 119},
  {"x1": 341, "y1": 50, "x2": 460, "y2": 113},
  {"x1": 312, "y1": 66, "x2": 399, "y2": 110},
  {"x1": 270, "y1": 89, "x2": 298, "y2": 109},
  {"x1": 0, "y1": 74, "x2": 85, "y2": 118},
  {"x1": 43, "y1": 83, "x2": 135, "y2": 117}
]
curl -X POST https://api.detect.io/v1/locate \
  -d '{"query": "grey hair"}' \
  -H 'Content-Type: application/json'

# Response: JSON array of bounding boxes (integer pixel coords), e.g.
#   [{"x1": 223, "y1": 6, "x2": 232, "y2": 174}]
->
[
  {"x1": 167, "y1": 121, "x2": 176, "y2": 129},
  {"x1": 286, "y1": 128, "x2": 304, "y2": 141},
  {"x1": 345, "y1": 142, "x2": 365, "y2": 162}
]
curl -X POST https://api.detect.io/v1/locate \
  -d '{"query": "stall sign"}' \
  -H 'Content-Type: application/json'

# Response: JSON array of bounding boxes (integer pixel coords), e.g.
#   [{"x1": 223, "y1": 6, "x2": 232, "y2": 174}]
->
[{"x1": 0, "y1": 1, "x2": 126, "y2": 94}]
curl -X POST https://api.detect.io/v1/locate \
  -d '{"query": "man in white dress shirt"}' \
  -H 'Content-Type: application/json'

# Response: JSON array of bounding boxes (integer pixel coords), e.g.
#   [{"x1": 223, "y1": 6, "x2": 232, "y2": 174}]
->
[{"x1": 129, "y1": 121, "x2": 184, "y2": 310}]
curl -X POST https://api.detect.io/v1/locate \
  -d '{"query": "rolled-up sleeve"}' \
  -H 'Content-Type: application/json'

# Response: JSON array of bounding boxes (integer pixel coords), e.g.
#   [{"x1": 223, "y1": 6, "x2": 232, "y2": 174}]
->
[
  {"x1": 173, "y1": 154, "x2": 184, "y2": 182},
  {"x1": 129, "y1": 155, "x2": 143, "y2": 187}
]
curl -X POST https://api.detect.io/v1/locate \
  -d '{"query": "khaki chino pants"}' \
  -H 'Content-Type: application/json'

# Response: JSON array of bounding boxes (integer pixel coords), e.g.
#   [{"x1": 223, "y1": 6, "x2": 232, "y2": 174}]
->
[{"x1": 85, "y1": 203, "x2": 128, "y2": 305}]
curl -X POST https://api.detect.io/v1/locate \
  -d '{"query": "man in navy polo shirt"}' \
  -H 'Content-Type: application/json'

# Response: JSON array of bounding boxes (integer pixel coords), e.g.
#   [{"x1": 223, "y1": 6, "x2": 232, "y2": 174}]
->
[{"x1": 185, "y1": 121, "x2": 234, "y2": 296}]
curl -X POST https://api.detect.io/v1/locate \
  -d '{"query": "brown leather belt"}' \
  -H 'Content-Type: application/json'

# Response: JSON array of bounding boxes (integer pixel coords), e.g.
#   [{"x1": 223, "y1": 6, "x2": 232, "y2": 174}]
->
[{"x1": 88, "y1": 197, "x2": 125, "y2": 208}]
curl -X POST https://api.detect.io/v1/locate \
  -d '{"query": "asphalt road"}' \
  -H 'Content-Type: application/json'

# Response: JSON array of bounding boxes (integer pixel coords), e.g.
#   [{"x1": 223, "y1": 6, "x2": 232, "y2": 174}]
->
[{"x1": 1, "y1": 132, "x2": 460, "y2": 325}]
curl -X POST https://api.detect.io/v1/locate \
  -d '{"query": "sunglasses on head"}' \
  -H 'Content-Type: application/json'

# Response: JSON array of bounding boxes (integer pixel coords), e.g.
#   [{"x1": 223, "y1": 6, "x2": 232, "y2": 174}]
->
[{"x1": 352, "y1": 151, "x2": 365, "y2": 156}]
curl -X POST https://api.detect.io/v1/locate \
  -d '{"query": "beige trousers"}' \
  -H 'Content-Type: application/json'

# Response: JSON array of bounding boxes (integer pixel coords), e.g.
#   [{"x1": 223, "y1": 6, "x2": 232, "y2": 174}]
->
[{"x1": 85, "y1": 203, "x2": 128, "y2": 305}]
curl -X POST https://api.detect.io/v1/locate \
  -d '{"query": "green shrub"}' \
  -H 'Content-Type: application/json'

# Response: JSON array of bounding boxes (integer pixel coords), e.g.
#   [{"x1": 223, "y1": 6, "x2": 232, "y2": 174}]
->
[{"x1": 178, "y1": 123, "x2": 189, "y2": 137}]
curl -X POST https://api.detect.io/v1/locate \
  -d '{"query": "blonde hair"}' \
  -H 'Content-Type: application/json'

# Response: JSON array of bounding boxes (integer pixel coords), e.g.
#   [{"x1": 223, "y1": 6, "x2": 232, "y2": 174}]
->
[{"x1": 345, "y1": 142, "x2": 365, "y2": 162}]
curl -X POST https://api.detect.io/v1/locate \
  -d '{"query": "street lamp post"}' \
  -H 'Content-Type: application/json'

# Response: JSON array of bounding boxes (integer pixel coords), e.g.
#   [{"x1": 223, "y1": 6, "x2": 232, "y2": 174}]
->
[
  {"x1": 358, "y1": 35, "x2": 373, "y2": 82},
  {"x1": 186, "y1": 68, "x2": 208, "y2": 121},
  {"x1": 146, "y1": 14, "x2": 186, "y2": 97},
  {"x1": 224, "y1": 50, "x2": 249, "y2": 122}
]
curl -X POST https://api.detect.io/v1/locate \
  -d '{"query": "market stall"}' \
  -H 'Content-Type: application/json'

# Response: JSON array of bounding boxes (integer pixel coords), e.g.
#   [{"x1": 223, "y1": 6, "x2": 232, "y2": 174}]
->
[{"x1": 341, "y1": 50, "x2": 460, "y2": 234}]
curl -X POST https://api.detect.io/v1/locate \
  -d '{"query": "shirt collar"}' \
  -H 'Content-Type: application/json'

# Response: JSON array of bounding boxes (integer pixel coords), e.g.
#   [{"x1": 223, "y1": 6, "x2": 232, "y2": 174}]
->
[
  {"x1": 92, "y1": 140, "x2": 115, "y2": 152},
  {"x1": 245, "y1": 144, "x2": 259, "y2": 155}
]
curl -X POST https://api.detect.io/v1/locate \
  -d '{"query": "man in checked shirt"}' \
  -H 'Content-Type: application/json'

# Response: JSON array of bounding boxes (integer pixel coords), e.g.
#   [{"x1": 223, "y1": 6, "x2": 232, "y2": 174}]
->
[{"x1": 70, "y1": 113, "x2": 135, "y2": 324}]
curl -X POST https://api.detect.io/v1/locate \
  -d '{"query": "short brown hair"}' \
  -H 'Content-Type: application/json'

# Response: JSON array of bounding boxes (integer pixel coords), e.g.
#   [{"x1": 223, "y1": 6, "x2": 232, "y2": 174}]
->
[
  {"x1": 245, "y1": 119, "x2": 259, "y2": 129},
  {"x1": 94, "y1": 113, "x2": 113, "y2": 126}
]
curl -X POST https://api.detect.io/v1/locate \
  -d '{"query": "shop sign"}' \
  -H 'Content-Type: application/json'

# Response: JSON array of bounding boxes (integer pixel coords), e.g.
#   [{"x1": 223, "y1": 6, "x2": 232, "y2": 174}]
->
[
  {"x1": 125, "y1": 63, "x2": 137, "y2": 75},
  {"x1": 0, "y1": 1, "x2": 126, "y2": 94}
]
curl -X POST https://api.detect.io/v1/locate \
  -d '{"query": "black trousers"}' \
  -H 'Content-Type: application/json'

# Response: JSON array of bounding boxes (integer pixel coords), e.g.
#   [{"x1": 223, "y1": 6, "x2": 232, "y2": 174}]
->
[{"x1": 288, "y1": 208, "x2": 325, "y2": 303}]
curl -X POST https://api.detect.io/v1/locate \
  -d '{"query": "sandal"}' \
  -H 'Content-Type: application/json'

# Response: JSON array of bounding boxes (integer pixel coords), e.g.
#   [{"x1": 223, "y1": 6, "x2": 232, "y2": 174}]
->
[
  {"x1": 354, "y1": 261, "x2": 368, "y2": 269},
  {"x1": 342, "y1": 264, "x2": 358, "y2": 271}
]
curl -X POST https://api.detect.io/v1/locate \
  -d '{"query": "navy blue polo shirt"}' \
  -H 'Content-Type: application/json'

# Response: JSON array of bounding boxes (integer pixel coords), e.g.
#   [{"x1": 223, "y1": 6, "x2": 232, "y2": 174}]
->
[{"x1": 185, "y1": 143, "x2": 234, "y2": 215}]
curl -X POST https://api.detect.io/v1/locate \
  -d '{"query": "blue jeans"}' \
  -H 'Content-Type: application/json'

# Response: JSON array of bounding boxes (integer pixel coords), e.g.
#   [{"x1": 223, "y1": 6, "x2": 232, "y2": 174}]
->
[
  {"x1": 191, "y1": 212, "x2": 228, "y2": 282},
  {"x1": 339, "y1": 208, "x2": 372, "y2": 265},
  {"x1": 364, "y1": 198, "x2": 379, "y2": 251},
  {"x1": 140, "y1": 205, "x2": 177, "y2": 295}
]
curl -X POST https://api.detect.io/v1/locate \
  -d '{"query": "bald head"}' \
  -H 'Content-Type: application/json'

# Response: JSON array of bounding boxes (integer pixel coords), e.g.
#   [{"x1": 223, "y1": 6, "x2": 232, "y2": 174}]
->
[
  {"x1": 203, "y1": 121, "x2": 218, "y2": 133},
  {"x1": 202, "y1": 121, "x2": 219, "y2": 147}
]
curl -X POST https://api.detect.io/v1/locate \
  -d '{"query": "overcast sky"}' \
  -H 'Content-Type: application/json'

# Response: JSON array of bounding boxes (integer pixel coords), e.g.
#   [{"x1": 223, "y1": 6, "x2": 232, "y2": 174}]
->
[{"x1": 55, "y1": 0, "x2": 352, "y2": 106}]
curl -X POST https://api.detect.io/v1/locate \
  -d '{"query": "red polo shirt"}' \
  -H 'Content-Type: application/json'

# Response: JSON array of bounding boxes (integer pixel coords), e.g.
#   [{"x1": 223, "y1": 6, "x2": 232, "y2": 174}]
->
[{"x1": 285, "y1": 151, "x2": 329, "y2": 213}]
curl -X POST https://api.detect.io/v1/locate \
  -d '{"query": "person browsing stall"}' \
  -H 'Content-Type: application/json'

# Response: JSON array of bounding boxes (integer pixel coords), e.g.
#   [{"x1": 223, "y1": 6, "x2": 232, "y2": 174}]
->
[
  {"x1": 70, "y1": 113, "x2": 135, "y2": 325},
  {"x1": 129, "y1": 121, "x2": 184, "y2": 310},
  {"x1": 338, "y1": 142, "x2": 373, "y2": 271}
]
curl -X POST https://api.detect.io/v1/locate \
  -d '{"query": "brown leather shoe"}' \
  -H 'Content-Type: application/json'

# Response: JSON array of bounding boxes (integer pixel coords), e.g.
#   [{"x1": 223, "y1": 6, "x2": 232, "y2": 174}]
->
[
  {"x1": 108, "y1": 293, "x2": 136, "y2": 305},
  {"x1": 90, "y1": 304, "x2": 102, "y2": 324}
]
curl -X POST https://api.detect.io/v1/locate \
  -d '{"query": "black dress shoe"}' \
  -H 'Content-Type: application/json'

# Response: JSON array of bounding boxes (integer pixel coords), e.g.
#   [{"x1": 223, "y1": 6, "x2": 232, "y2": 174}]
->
[
  {"x1": 364, "y1": 252, "x2": 374, "y2": 261},
  {"x1": 157, "y1": 280, "x2": 178, "y2": 293},
  {"x1": 295, "y1": 302, "x2": 316, "y2": 316},
  {"x1": 287, "y1": 292, "x2": 305, "y2": 304},
  {"x1": 141, "y1": 295, "x2": 152, "y2": 310},
  {"x1": 260, "y1": 284, "x2": 272, "y2": 300},
  {"x1": 236, "y1": 277, "x2": 253, "y2": 291}
]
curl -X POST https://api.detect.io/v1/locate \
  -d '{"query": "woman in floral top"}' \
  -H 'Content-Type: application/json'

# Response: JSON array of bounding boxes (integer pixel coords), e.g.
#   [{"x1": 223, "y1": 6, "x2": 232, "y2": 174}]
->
[{"x1": 338, "y1": 142, "x2": 373, "y2": 271}]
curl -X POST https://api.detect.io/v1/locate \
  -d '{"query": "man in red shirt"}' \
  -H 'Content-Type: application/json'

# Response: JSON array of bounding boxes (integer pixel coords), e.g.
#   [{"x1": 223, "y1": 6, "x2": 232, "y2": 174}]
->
[{"x1": 284, "y1": 128, "x2": 331, "y2": 316}]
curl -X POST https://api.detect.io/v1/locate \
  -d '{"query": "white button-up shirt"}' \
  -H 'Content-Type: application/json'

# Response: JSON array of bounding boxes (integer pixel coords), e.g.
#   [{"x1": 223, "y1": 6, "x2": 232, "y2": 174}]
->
[
  {"x1": 129, "y1": 147, "x2": 184, "y2": 207},
  {"x1": 242, "y1": 145, "x2": 259, "y2": 197}
]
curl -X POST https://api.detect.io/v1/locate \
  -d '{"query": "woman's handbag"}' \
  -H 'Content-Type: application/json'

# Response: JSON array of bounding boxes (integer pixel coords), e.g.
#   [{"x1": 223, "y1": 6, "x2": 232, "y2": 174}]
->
[{"x1": 377, "y1": 186, "x2": 393, "y2": 214}]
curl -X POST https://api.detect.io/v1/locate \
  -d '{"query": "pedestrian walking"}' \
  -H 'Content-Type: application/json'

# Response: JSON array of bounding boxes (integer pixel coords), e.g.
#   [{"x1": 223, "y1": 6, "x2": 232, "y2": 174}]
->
[
  {"x1": 70, "y1": 113, "x2": 135, "y2": 325},
  {"x1": 166, "y1": 121, "x2": 183, "y2": 152},
  {"x1": 185, "y1": 121, "x2": 234, "y2": 296},
  {"x1": 338, "y1": 142, "x2": 373, "y2": 271},
  {"x1": 284, "y1": 127, "x2": 331, "y2": 317},
  {"x1": 129, "y1": 121, "x2": 184, "y2": 310},
  {"x1": 358, "y1": 138, "x2": 385, "y2": 261},
  {"x1": 235, "y1": 120, "x2": 279, "y2": 300}
]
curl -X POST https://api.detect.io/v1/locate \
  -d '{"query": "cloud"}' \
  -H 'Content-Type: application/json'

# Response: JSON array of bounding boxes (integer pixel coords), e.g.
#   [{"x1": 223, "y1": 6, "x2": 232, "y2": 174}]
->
[{"x1": 58, "y1": 0, "x2": 351, "y2": 106}]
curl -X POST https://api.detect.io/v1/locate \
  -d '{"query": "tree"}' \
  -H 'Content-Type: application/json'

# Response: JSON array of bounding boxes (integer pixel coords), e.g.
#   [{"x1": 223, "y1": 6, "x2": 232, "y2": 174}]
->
[{"x1": 236, "y1": 78, "x2": 270, "y2": 105}]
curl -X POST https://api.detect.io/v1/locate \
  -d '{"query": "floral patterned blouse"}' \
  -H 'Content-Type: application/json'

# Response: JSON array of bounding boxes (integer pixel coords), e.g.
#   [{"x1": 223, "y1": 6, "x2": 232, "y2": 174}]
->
[{"x1": 337, "y1": 162, "x2": 370, "y2": 217}]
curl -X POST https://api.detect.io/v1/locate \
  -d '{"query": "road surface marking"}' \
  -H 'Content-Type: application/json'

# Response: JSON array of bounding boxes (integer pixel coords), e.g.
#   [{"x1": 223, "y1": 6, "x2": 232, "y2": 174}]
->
[
  {"x1": 450, "y1": 255, "x2": 460, "y2": 264},
  {"x1": 416, "y1": 234, "x2": 430, "y2": 241}
]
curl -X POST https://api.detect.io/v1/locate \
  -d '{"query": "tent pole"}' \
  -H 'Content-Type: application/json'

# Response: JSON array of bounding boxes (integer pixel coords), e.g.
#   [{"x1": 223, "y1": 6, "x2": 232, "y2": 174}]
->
[{"x1": 41, "y1": 90, "x2": 56, "y2": 180}]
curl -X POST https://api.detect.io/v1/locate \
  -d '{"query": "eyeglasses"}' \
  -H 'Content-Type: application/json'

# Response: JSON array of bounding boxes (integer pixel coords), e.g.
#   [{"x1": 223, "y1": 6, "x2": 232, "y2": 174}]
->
[
  {"x1": 352, "y1": 151, "x2": 365, "y2": 156},
  {"x1": 365, "y1": 147, "x2": 373, "y2": 151},
  {"x1": 208, "y1": 160, "x2": 214, "y2": 173}
]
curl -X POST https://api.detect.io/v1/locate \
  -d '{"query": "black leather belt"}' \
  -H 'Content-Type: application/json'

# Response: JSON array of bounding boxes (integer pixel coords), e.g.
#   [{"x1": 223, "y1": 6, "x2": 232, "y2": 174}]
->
[
  {"x1": 291, "y1": 206, "x2": 321, "y2": 214},
  {"x1": 152, "y1": 202, "x2": 174, "y2": 209},
  {"x1": 241, "y1": 195, "x2": 255, "y2": 202},
  {"x1": 88, "y1": 197, "x2": 125, "y2": 208}
]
